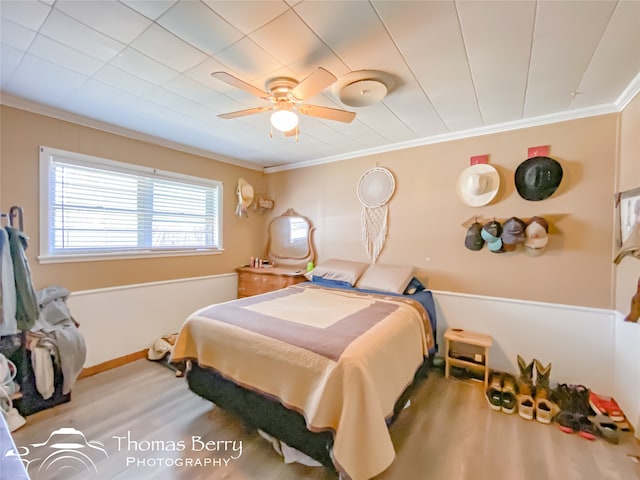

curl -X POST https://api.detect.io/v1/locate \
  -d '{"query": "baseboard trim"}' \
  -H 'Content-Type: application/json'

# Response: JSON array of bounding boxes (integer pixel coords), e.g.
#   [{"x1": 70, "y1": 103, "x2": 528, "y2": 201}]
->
[{"x1": 79, "y1": 349, "x2": 147, "y2": 379}]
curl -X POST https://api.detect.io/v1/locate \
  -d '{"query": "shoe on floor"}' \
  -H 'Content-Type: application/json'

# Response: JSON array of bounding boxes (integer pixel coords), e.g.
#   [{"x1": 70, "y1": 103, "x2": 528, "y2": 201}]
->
[
  {"x1": 516, "y1": 355, "x2": 535, "y2": 420},
  {"x1": 576, "y1": 415, "x2": 597, "y2": 441},
  {"x1": 533, "y1": 359, "x2": 557, "y2": 424},
  {"x1": 485, "y1": 371, "x2": 503, "y2": 411},
  {"x1": 589, "y1": 391, "x2": 624, "y2": 422},
  {"x1": 589, "y1": 414, "x2": 620, "y2": 444},
  {"x1": 501, "y1": 373, "x2": 517, "y2": 414}
]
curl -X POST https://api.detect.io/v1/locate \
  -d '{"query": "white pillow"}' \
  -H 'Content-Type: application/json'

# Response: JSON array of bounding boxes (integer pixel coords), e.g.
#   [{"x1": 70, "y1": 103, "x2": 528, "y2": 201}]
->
[
  {"x1": 306, "y1": 259, "x2": 370, "y2": 286},
  {"x1": 355, "y1": 263, "x2": 416, "y2": 294}
]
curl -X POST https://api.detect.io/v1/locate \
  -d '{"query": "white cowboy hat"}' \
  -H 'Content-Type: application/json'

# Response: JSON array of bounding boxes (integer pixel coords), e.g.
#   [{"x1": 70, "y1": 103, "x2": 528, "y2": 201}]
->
[
  {"x1": 237, "y1": 178, "x2": 254, "y2": 209},
  {"x1": 456, "y1": 164, "x2": 500, "y2": 207}
]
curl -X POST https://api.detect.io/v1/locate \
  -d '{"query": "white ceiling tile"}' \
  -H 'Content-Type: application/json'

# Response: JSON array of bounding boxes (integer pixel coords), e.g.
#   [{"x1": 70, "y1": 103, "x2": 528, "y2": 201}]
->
[
  {"x1": 28, "y1": 35, "x2": 104, "y2": 76},
  {"x1": 55, "y1": 0, "x2": 151, "y2": 44},
  {"x1": 5, "y1": 53, "x2": 88, "y2": 106},
  {"x1": 287, "y1": 50, "x2": 350, "y2": 82},
  {"x1": 110, "y1": 47, "x2": 180, "y2": 84},
  {"x1": 157, "y1": 0, "x2": 243, "y2": 55},
  {"x1": 1, "y1": 18, "x2": 37, "y2": 51},
  {"x1": 71, "y1": 78, "x2": 139, "y2": 107},
  {"x1": 249, "y1": 9, "x2": 326, "y2": 67},
  {"x1": 525, "y1": 0, "x2": 617, "y2": 117},
  {"x1": 0, "y1": 1, "x2": 638, "y2": 168},
  {"x1": 571, "y1": 0, "x2": 640, "y2": 108},
  {"x1": 0, "y1": 0, "x2": 51, "y2": 31},
  {"x1": 184, "y1": 57, "x2": 238, "y2": 88},
  {"x1": 380, "y1": 83, "x2": 449, "y2": 136},
  {"x1": 457, "y1": 1, "x2": 535, "y2": 124},
  {"x1": 130, "y1": 23, "x2": 208, "y2": 72},
  {"x1": 120, "y1": 0, "x2": 177, "y2": 21},
  {"x1": 0, "y1": 43, "x2": 23, "y2": 88},
  {"x1": 93, "y1": 64, "x2": 156, "y2": 97},
  {"x1": 163, "y1": 75, "x2": 231, "y2": 105},
  {"x1": 144, "y1": 87, "x2": 213, "y2": 120},
  {"x1": 295, "y1": 1, "x2": 393, "y2": 71},
  {"x1": 375, "y1": 1, "x2": 478, "y2": 132},
  {"x1": 40, "y1": 9, "x2": 125, "y2": 61},
  {"x1": 203, "y1": 0, "x2": 289, "y2": 35},
  {"x1": 214, "y1": 36, "x2": 283, "y2": 80}
]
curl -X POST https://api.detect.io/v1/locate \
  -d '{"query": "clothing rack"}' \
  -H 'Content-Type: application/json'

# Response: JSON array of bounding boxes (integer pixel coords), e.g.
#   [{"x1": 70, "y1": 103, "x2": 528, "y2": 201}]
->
[
  {"x1": 1, "y1": 206, "x2": 71, "y2": 415},
  {"x1": 0, "y1": 205, "x2": 24, "y2": 231}
]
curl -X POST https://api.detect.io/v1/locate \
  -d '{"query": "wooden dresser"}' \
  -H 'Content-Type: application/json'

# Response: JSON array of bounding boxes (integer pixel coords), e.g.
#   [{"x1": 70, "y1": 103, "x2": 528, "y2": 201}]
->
[{"x1": 236, "y1": 266, "x2": 307, "y2": 298}]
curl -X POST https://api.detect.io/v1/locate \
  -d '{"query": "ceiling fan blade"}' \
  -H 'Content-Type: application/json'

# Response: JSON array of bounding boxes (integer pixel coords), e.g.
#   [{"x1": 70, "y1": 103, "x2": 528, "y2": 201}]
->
[
  {"x1": 211, "y1": 72, "x2": 270, "y2": 100},
  {"x1": 217, "y1": 106, "x2": 271, "y2": 119},
  {"x1": 290, "y1": 67, "x2": 337, "y2": 101},
  {"x1": 297, "y1": 104, "x2": 356, "y2": 123}
]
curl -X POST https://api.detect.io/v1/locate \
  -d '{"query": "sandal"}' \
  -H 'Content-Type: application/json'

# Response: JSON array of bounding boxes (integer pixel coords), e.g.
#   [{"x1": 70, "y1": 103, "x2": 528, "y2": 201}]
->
[{"x1": 485, "y1": 371, "x2": 503, "y2": 411}]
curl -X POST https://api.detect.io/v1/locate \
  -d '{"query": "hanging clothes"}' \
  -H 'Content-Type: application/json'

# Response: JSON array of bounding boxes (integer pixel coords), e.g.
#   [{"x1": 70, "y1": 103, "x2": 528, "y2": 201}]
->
[
  {"x1": 5, "y1": 226, "x2": 39, "y2": 331},
  {"x1": 0, "y1": 228, "x2": 17, "y2": 336},
  {"x1": 30, "y1": 286, "x2": 86, "y2": 395}
]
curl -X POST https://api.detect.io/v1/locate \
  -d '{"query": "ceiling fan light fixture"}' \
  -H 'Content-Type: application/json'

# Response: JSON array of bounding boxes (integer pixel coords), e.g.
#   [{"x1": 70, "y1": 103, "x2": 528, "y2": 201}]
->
[{"x1": 270, "y1": 108, "x2": 299, "y2": 132}]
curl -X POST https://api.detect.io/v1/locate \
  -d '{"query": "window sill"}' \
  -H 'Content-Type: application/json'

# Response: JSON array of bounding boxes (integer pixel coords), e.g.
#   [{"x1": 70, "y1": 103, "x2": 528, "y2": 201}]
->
[{"x1": 37, "y1": 249, "x2": 224, "y2": 264}]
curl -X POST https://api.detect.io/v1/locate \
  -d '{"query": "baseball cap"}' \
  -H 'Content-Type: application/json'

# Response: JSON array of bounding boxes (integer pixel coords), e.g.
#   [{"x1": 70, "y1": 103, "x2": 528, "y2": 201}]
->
[
  {"x1": 525, "y1": 216, "x2": 549, "y2": 256},
  {"x1": 481, "y1": 220, "x2": 504, "y2": 253},
  {"x1": 502, "y1": 217, "x2": 527, "y2": 251},
  {"x1": 465, "y1": 222, "x2": 485, "y2": 251}
]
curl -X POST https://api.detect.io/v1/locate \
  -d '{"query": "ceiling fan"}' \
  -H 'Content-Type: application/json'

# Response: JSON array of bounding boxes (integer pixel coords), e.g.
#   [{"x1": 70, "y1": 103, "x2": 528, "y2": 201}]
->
[{"x1": 211, "y1": 67, "x2": 356, "y2": 136}]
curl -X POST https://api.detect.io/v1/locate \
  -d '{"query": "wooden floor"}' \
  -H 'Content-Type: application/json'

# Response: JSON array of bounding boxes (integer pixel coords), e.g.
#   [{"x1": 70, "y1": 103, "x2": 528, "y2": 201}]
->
[{"x1": 10, "y1": 359, "x2": 640, "y2": 480}]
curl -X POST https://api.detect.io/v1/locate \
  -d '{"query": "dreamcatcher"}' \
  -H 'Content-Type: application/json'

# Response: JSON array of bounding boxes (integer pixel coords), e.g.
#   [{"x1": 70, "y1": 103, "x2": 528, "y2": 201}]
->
[{"x1": 357, "y1": 167, "x2": 395, "y2": 263}]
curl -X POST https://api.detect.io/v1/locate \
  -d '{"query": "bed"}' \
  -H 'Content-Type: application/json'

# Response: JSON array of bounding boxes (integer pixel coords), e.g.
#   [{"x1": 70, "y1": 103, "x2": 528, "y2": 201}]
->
[{"x1": 171, "y1": 260, "x2": 437, "y2": 480}]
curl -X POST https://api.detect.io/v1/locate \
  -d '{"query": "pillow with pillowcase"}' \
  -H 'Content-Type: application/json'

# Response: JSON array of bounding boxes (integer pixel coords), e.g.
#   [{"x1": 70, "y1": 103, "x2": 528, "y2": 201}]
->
[
  {"x1": 305, "y1": 259, "x2": 370, "y2": 286},
  {"x1": 403, "y1": 276, "x2": 425, "y2": 295},
  {"x1": 355, "y1": 263, "x2": 416, "y2": 294}
]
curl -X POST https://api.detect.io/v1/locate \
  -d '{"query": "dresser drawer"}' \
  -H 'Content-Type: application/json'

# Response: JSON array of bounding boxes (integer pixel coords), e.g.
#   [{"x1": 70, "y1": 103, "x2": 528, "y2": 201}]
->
[{"x1": 236, "y1": 267, "x2": 305, "y2": 298}]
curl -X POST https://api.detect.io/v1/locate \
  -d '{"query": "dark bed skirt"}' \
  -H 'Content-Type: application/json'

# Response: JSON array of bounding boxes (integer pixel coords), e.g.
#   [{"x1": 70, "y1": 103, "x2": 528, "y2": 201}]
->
[{"x1": 186, "y1": 357, "x2": 431, "y2": 472}]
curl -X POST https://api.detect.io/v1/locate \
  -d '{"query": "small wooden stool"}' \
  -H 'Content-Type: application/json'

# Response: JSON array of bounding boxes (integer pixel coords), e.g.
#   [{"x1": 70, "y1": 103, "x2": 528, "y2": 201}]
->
[{"x1": 444, "y1": 328, "x2": 493, "y2": 388}]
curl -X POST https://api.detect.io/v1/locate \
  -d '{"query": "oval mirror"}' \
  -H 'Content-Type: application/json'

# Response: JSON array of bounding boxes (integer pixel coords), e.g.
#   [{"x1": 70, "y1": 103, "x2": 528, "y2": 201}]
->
[{"x1": 268, "y1": 209, "x2": 315, "y2": 268}]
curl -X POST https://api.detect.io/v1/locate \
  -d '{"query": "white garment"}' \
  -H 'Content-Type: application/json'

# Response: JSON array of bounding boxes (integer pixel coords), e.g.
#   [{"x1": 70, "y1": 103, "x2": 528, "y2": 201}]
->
[
  {"x1": 0, "y1": 228, "x2": 17, "y2": 336},
  {"x1": 30, "y1": 338, "x2": 54, "y2": 400},
  {"x1": 31, "y1": 286, "x2": 86, "y2": 395}
]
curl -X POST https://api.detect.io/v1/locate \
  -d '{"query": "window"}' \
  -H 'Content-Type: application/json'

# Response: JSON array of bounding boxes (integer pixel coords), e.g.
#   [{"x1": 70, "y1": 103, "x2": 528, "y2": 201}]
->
[{"x1": 39, "y1": 146, "x2": 223, "y2": 262}]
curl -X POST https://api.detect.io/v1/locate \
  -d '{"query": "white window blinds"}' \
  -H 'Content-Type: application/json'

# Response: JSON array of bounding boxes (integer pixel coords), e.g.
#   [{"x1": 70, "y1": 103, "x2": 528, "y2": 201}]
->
[{"x1": 39, "y1": 146, "x2": 222, "y2": 260}]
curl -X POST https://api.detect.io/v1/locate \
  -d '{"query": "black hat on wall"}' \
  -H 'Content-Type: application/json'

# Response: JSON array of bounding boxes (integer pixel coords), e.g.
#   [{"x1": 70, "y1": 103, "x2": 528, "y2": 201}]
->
[{"x1": 515, "y1": 156, "x2": 563, "y2": 201}]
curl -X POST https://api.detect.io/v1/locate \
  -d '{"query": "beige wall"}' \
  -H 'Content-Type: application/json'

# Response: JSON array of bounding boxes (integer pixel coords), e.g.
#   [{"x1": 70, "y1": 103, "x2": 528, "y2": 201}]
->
[
  {"x1": 0, "y1": 104, "x2": 631, "y2": 310},
  {"x1": 615, "y1": 92, "x2": 640, "y2": 313},
  {"x1": 0, "y1": 106, "x2": 267, "y2": 292},
  {"x1": 268, "y1": 114, "x2": 620, "y2": 309}
]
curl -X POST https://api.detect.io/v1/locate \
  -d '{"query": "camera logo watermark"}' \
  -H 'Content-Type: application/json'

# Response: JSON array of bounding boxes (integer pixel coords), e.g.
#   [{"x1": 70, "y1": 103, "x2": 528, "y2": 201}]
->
[
  {"x1": 12, "y1": 428, "x2": 243, "y2": 478},
  {"x1": 14, "y1": 427, "x2": 108, "y2": 479}
]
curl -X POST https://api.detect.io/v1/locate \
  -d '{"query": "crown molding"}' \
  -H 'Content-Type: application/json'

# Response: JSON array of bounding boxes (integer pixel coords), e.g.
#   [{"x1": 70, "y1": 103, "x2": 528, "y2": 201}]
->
[
  {"x1": 2, "y1": 89, "x2": 634, "y2": 176},
  {"x1": 615, "y1": 71, "x2": 640, "y2": 111},
  {"x1": 264, "y1": 102, "x2": 620, "y2": 173}
]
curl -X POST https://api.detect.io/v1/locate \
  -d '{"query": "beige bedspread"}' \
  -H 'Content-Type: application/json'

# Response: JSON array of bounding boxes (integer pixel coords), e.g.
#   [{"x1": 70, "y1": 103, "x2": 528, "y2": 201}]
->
[{"x1": 172, "y1": 284, "x2": 434, "y2": 480}]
